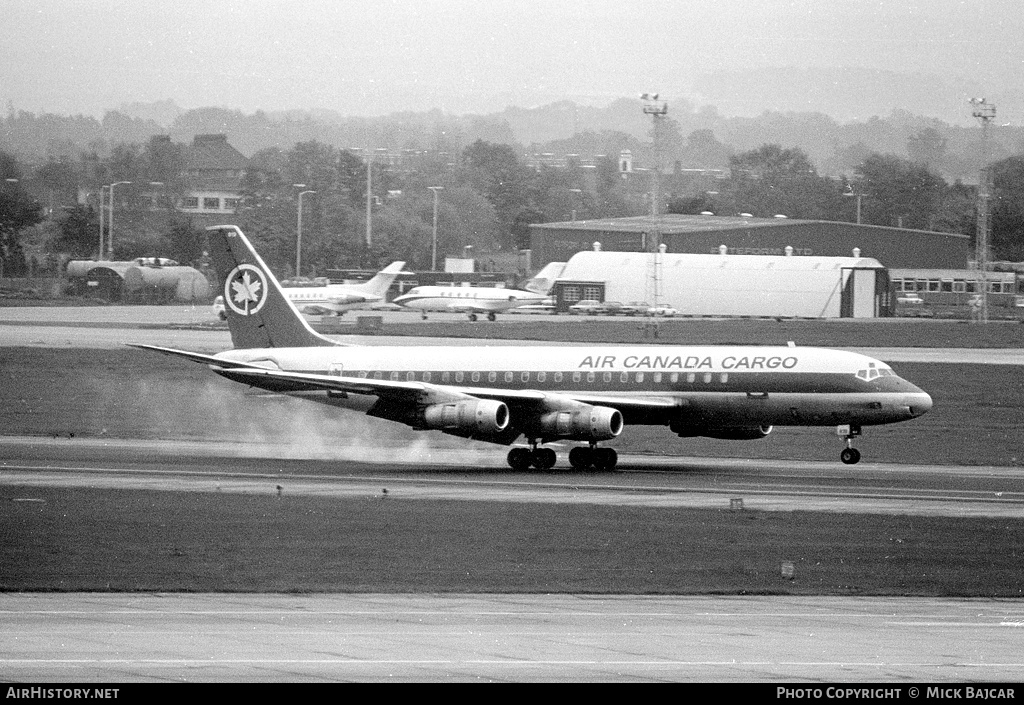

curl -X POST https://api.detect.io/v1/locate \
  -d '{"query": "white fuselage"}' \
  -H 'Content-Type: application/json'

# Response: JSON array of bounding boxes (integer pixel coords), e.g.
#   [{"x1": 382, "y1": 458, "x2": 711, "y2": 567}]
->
[
  {"x1": 393, "y1": 286, "x2": 547, "y2": 313},
  {"x1": 216, "y1": 344, "x2": 932, "y2": 429},
  {"x1": 284, "y1": 285, "x2": 384, "y2": 314}
]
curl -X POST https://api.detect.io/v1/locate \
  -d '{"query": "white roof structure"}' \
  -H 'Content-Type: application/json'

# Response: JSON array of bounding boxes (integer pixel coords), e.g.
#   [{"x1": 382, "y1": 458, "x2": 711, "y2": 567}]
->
[{"x1": 556, "y1": 249, "x2": 886, "y2": 318}]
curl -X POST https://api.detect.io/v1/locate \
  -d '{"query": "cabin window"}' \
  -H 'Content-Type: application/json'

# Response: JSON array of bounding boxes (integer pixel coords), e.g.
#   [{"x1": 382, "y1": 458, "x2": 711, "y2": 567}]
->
[
  {"x1": 521, "y1": 372, "x2": 530, "y2": 382},
  {"x1": 620, "y1": 372, "x2": 628, "y2": 383},
  {"x1": 720, "y1": 373, "x2": 728, "y2": 383},
  {"x1": 505, "y1": 372, "x2": 513, "y2": 382},
  {"x1": 603, "y1": 372, "x2": 612, "y2": 383},
  {"x1": 573, "y1": 372, "x2": 581, "y2": 383},
  {"x1": 406, "y1": 372, "x2": 415, "y2": 381},
  {"x1": 456, "y1": 372, "x2": 464, "y2": 382},
  {"x1": 703, "y1": 373, "x2": 713, "y2": 383},
  {"x1": 373, "y1": 371, "x2": 382, "y2": 380},
  {"x1": 636, "y1": 372, "x2": 644, "y2": 383},
  {"x1": 538, "y1": 372, "x2": 546, "y2": 383},
  {"x1": 488, "y1": 371, "x2": 497, "y2": 382},
  {"x1": 390, "y1": 371, "x2": 399, "y2": 381},
  {"x1": 422, "y1": 372, "x2": 431, "y2": 382},
  {"x1": 441, "y1": 372, "x2": 450, "y2": 383},
  {"x1": 471, "y1": 372, "x2": 480, "y2": 382},
  {"x1": 554, "y1": 372, "x2": 562, "y2": 382},
  {"x1": 953, "y1": 281, "x2": 966, "y2": 293},
  {"x1": 653, "y1": 372, "x2": 662, "y2": 383},
  {"x1": 358, "y1": 371, "x2": 367, "y2": 378},
  {"x1": 586, "y1": 372, "x2": 595, "y2": 383}
]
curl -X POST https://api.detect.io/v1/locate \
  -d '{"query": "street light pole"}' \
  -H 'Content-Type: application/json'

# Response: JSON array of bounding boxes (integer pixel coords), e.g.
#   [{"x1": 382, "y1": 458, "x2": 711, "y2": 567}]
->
[
  {"x1": 844, "y1": 186, "x2": 867, "y2": 225},
  {"x1": 294, "y1": 186, "x2": 315, "y2": 277},
  {"x1": 107, "y1": 181, "x2": 131, "y2": 259},
  {"x1": 641, "y1": 93, "x2": 668, "y2": 253},
  {"x1": 428, "y1": 186, "x2": 444, "y2": 271},
  {"x1": 2, "y1": 179, "x2": 18, "y2": 280},
  {"x1": 365, "y1": 153, "x2": 373, "y2": 250},
  {"x1": 970, "y1": 98, "x2": 996, "y2": 324},
  {"x1": 97, "y1": 185, "x2": 107, "y2": 258}
]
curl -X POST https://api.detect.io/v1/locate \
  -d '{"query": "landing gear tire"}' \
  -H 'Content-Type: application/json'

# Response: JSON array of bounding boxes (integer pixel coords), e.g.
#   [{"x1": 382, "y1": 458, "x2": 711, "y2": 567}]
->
[
  {"x1": 508, "y1": 446, "x2": 557, "y2": 471},
  {"x1": 468, "y1": 313, "x2": 478, "y2": 322},
  {"x1": 507, "y1": 447, "x2": 532, "y2": 471},
  {"x1": 568, "y1": 446, "x2": 591, "y2": 470},
  {"x1": 837, "y1": 424, "x2": 862, "y2": 465},
  {"x1": 593, "y1": 447, "x2": 618, "y2": 471},
  {"x1": 487, "y1": 312, "x2": 496, "y2": 321},
  {"x1": 532, "y1": 447, "x2": 557, "y2": 471},
  {"x1": 567, "y1": 446, "x2": 618, "y2": 471}
]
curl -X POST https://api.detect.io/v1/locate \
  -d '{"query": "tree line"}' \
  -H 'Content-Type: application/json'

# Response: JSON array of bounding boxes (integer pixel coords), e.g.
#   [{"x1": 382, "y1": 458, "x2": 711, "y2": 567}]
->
[{"x1": 2, "y1": 136, "x2": 1023, "y2": 280}]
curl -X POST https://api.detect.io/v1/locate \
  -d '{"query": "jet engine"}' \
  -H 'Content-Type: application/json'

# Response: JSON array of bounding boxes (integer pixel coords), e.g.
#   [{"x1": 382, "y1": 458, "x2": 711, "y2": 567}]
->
[
  {"x1": 534, "y1": 405, "x2": 623, "y2": 442},
  {"x1": 671, "y1": 424, "x2": 773, "y2": 440},
  {"x1": 421, "y1": 399, "x2": 510, "y2": 435}
]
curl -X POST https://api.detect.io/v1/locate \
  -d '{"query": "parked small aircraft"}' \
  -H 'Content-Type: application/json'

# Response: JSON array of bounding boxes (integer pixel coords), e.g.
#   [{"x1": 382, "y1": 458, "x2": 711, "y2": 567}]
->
[
  {"x1": 140, "y1": 225, "x2": 932, "y2": 471},
  {"x1": 392, "y1": 283, "x2": 548, "y2": 321}
]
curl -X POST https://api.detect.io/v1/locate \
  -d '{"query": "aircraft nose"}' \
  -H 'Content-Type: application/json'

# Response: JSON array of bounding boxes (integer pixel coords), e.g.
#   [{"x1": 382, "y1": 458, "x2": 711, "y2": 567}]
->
[{"x1": 905, "y1": 384, "x2": 933, "y2": 417}]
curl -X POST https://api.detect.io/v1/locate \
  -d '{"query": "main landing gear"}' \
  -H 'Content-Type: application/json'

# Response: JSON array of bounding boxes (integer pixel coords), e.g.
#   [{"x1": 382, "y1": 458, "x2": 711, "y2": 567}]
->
[
  {"x1": 507, "y1": 443, "x2": 556, "y2": 471},
  {"x1": 506, "y1": 441, "x2": 619, "y2": 471},
  {"x1": 569, "y1": 445, "x2": 618, "y2": 471},
  {"x1": 466, "y1": 312, "x2": 498, "y2": 321},
  {"x1": 837, "y1": 424, "x2": 862, "y2": 465}
]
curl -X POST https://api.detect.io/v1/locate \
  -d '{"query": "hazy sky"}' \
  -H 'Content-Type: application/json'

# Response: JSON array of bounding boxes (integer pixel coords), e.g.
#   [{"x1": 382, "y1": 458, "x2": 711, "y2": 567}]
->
[{"x1": 2, "y1": 0, "x2": 1022, "y2": 118}]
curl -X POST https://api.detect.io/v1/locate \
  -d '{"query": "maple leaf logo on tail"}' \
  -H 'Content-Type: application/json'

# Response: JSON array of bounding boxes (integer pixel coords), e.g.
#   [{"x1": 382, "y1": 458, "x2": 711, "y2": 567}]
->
[{"x1": 224, "y1": 264, "x2": 269, "y2": 316}]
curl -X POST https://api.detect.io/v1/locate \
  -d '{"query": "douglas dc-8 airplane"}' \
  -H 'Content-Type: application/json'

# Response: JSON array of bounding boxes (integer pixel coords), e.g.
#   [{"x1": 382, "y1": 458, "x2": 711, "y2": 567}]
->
[{"x1": 137, "y1": 225, "x2": 932, "y2": 471}]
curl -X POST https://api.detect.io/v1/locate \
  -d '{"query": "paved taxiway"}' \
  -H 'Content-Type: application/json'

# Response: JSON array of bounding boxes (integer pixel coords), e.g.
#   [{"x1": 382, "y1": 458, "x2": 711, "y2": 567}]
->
[{"x1": 4, "y1": 593, "x2": 1023, "y2": 682}]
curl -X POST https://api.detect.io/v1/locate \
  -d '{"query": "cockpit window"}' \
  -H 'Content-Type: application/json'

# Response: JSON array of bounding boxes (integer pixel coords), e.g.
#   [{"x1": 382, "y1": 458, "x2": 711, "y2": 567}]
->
[{"x1": 856, "y1": 363, "x2": 893, "y2": 381}]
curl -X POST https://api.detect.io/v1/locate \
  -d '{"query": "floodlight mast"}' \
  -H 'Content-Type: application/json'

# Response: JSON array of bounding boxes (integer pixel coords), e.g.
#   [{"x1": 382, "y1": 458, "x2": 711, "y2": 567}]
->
[
  {"x1": 970, "y1": 98, "x2": 996, "y2": 324},
  {"x1": 643, "y1": 92, "x2": 667, "y2": 260}
]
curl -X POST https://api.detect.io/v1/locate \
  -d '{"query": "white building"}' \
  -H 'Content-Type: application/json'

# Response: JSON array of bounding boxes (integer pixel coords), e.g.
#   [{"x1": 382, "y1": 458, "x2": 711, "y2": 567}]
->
[{"x1": 552, "y1": 245, "x2": 889, "y2": 318}]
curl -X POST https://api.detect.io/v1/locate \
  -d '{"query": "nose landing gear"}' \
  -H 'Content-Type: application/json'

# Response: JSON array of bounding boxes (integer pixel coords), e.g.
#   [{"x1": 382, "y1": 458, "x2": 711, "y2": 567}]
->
[{"x1": 837, "y1": 424, "x2": 862, "y2": 465}]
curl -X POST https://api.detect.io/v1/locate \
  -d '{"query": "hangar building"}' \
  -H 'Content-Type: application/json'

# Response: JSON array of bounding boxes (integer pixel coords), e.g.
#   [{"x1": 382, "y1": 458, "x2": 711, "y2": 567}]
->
[
  {"x1": 529, "y1": 214, "x2": 969, "y2": 270},
  {"x1": 553, "y1": 247, "x2": 890, "y2": 318}
]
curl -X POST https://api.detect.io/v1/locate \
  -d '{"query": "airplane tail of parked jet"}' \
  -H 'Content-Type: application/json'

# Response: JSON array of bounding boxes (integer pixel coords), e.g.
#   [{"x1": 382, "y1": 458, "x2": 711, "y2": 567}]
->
[
  {"x1": 355, "y1": 261, "x2": 406, "y2": 299},
  {"x1": 522, "y1": 262, "x2": 565, "y2": 294},
  {"x1": 207, "y1": 224, "x2": 339, "y2": 349}
]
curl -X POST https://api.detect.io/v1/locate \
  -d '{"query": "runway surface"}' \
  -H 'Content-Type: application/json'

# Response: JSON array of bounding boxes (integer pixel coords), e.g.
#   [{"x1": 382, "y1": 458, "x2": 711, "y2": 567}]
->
[
  {"x1": 3, "y1": 592, "x2": 1023, "y2": 682},
  {"x1": 3, "y1": 435, "x2": 1023, "y2": 518}
]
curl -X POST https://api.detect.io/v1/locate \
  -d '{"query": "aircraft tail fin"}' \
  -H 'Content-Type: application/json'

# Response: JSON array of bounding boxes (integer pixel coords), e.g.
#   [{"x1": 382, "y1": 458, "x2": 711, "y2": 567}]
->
[
  {"x1": 522, "y1": 261, "x2": 566, "y2": 294},
  {"x1": 205, "y1": 225, "x2": 340, "y2": 349},
  {"x1": 356, "y1": 261, "x2": 406, "y2": 299}
]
